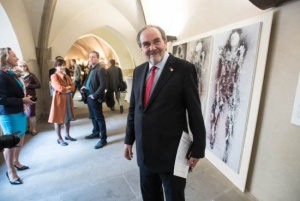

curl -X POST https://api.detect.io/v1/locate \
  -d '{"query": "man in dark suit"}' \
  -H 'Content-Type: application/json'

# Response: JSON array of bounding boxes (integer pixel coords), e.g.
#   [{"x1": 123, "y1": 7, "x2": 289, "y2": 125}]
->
[
  {"x1": 106, "y1": 59, "x2": 124, "y2": 113},
  {"x1": 81, "y1": 51, "x2": 108, "y2": 149},
  {"x1": 124, "y1": 25, "x2": 206, "y2": 201}
]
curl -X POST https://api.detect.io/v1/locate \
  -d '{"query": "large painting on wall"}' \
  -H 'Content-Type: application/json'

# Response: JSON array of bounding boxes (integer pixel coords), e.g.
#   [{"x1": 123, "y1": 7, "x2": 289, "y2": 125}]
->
[
  {"x1": 205, "y1": 22, "x2": 262, "y2": 173},
  {"x1": 170, "y1": 12, "x2": 273, "y2": 191},
  {"x1": 186, "y1": 37, "x2": 212, "y2": 114}
]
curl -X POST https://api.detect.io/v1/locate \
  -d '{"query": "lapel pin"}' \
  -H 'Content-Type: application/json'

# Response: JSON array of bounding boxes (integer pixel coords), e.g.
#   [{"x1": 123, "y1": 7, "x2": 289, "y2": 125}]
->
[{"x1": 169, "y1": 67, "x2": 173, "y2": 72}]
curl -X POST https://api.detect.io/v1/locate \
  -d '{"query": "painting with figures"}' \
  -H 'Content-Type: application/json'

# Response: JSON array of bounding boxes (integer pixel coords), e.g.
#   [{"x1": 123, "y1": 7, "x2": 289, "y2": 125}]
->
[{"x1": 205, "y1": 22, "x2": 262, "y2": 173}]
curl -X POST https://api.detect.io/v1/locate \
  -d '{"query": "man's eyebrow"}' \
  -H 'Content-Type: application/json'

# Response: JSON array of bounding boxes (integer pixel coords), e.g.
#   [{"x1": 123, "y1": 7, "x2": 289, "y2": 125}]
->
[{"x1": 142, "y1": 37, "x2": 161, "y2": 44}]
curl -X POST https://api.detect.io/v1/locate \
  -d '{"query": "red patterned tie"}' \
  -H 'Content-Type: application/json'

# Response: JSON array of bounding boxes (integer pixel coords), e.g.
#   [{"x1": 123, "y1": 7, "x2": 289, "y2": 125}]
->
[{"x1": 143, "y1": 66, "x2": 157, "y2": 107}]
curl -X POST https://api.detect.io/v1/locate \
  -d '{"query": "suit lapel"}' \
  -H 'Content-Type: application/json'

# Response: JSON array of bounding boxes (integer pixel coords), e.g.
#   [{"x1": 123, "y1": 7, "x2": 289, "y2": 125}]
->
[
  {"x1": 145, "y1": 55, "x2": 177, "y2": 109},
  {"x1": 4, "y1": 72, "x2": 24, "y2": 96}
]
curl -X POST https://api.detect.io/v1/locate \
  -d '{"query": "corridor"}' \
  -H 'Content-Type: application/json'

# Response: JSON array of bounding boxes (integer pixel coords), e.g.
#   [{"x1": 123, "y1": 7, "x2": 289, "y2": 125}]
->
[{"x1": 0, "y1": 93, "x2": 255, "y2": 201}]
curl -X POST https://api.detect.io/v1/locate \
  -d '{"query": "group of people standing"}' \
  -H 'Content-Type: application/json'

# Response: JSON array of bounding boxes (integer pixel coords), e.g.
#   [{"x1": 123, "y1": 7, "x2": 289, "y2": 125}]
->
[
  {"x1": 1, "y1": 25, "x2": 206, "y2": 201},
  {"x1": 0, "y1": 48, "x2": 124, "y2": 185},
  {"x1": 48, "y1": 52, "x2": 125, "y2": 149}
]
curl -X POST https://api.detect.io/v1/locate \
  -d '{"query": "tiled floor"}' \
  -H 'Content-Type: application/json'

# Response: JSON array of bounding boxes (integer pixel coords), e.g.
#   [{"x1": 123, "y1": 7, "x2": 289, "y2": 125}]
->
[{"x1": 0, "y1": 93, "x2": 257, "y2": 201}]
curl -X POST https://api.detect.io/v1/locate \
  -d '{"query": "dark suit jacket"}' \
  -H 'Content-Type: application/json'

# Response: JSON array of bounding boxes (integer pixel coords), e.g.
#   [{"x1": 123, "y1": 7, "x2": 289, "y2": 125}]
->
[
  {"x1": 125, "y1": 54, "x2": 206, "y2": 173},
  {"x1": 107, "y1": 65, "x2": 123, "y2": 91},
  {"x1": 82, "y1": 63, "x2": 108, "y2": 102},
  {"x1": 0, "y1": 71, "x2": 25, "y2": 114}
]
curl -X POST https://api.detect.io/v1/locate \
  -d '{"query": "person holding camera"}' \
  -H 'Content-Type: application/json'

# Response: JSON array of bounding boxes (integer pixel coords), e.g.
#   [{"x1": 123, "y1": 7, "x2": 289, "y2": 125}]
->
[
  {"x1": 19, "y1": 61, "x2": 41, "y2": 135},
  {"x1": 0, "y1": 47, "x2": 35, "y2": 185}
]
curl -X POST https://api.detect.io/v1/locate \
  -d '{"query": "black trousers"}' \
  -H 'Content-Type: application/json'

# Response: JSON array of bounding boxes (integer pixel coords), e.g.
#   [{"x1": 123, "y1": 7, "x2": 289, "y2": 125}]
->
[{"x1": 140, "y1": 167, "x2": 186, "y2": 201}]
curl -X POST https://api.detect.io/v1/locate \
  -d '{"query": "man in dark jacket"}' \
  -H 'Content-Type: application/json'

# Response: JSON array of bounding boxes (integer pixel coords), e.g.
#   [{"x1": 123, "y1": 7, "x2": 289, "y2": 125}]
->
[
  {"x1": 106, "y1": 59, "x2": 124, "y2": 113},
  {"x1": 124, "y1": 25, "x2": 206, "y2": 201},
  {"x1": 81, "y1": 51, "x2": 108, "y2": 149}
]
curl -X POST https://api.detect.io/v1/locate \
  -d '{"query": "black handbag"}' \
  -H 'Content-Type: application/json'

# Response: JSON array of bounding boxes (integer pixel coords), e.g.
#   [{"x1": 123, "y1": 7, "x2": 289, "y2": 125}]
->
[{"x1": 118, "y1": 81, "x2": 127, "y2": 92}]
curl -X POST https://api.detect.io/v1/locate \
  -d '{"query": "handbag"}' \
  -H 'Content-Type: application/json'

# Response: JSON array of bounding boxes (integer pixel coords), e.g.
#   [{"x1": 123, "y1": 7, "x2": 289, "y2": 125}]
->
[
  {"x1": 0, "y1": 133, "x2": 20, "y2": 149},
  {"x1": 118, "y1": 80, "x2": 127, "y2": 92},
  {"x1": 105, "y1": 90, "x2": 115, "y2": 107}
]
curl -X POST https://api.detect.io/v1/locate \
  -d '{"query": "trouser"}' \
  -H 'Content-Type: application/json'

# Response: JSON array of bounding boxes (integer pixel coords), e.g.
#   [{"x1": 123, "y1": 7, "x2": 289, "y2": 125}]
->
[
  {"x1": 115, "y1": 91, "x2": 122, "y2": 106},
  {"x1": 72, "y1": 80, "x2": 82, "y2": 98},
  {"x1": 87, "y1": 96, "x2": 107, "y2": 140},
  {"x1": 140, "y1": 167, "x2": 186, "y2": 201}
]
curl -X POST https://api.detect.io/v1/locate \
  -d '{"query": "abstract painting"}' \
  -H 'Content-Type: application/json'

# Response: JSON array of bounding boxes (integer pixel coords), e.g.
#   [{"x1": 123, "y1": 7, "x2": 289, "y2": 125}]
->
[
  {"x1": 186, "y1": 37, "x2": 212, "y2": 114},
  {"x1": 205, "y1": 22, "x2": 262, "y2": 173}
]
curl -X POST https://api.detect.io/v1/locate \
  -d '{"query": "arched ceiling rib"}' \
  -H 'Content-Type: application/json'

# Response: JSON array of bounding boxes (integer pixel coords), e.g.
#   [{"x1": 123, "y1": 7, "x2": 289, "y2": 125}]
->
[{"x1": 20, "y1": 0, "x2": 266, "y2": 67}]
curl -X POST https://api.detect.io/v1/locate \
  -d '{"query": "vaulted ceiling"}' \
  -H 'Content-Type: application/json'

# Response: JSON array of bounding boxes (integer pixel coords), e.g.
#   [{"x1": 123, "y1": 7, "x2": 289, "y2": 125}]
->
[{"x1": 19, "y1": 0, "x2": 268, "y2": 67}]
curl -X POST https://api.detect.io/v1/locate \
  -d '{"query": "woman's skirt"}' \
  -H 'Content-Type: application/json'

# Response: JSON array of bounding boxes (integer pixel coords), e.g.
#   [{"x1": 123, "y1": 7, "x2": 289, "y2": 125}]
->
[{"x1": 0, "y1": 112, "x2": 26, "y2": 137}]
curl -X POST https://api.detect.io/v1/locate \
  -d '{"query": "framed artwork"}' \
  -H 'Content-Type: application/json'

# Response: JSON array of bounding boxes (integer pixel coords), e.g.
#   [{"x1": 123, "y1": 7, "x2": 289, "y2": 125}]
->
[
  {"x1": 171, "y1": 11, "x2": 273, "y2": 191},
  {"x1": 205, "y1": 12, "x2": 273, "y2": 192},
  {"x1": 173, "y1": 43, "x2": 187, "y2": 60},
  {"x1": 291, "y1": 72, "x2": 300, "y2": 126},
  {"x1": 205, "y1": 22, "x2": 262, "y2": 173},
  {"x1": 186, "y1": 37, "x2": 212, "y2": 114}
]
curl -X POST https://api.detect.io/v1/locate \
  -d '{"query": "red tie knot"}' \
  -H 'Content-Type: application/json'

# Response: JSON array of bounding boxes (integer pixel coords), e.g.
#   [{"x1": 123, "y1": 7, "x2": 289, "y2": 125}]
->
[{"x1": 151, "y1": 66, "x2": 157, "y2": 72}]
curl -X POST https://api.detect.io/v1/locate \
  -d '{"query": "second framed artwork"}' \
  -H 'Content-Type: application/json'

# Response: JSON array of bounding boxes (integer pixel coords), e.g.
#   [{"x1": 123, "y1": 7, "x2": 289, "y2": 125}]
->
[{"x1": 171, "y1": 11, "x2": 273, "y2": 191}]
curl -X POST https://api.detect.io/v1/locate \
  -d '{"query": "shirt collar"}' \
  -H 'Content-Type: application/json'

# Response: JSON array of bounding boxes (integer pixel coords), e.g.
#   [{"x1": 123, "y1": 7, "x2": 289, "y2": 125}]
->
[{"x1": 90, "y1": 63, "x2": 98, "y2": 69}]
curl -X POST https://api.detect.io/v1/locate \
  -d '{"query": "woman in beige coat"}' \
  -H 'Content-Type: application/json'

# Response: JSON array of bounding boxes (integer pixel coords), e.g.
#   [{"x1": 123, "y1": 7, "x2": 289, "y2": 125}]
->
[{"x1": 48, "y1": 59, "x2": 76, "y2": 146}]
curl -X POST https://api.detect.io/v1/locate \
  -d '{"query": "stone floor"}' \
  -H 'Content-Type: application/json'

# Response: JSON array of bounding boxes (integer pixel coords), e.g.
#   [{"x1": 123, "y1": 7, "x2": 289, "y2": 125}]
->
[{"x1": 0, "y1": 93, "x2": 257, "y2": 201}]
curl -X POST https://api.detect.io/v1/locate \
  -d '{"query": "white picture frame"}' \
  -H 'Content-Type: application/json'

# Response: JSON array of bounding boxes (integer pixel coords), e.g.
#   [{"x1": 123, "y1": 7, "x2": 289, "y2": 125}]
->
[{"x1": 171, "y1": 11, "x2": 273, "y2": 191}]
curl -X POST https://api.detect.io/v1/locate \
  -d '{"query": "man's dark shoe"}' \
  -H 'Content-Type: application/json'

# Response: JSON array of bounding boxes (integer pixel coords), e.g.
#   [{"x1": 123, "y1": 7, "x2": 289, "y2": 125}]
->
[
  {"x1": 120, "y1": 105, "x2": 124, "y2": 114},
  {"x1": 94, "y1": 140, "x2": 107, "y2": 149},
  {"x1": 85, "y1": 134, "x2": 100, "y2": 139},
  {"x1": 110, "y1": 107, "x2": 115, "y2": 111}
]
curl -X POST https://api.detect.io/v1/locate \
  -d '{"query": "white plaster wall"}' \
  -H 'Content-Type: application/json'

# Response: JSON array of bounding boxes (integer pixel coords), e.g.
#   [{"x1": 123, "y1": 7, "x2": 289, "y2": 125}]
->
[
  {"x1": 247, "y1": 1, "x2": 300, "y2": 200},
  {"x1": 89, "y1": 27, "x2": 138, "y2": 70},
  {"x1": 0, "y1": 0, "x2": 36, "y2": 61}
]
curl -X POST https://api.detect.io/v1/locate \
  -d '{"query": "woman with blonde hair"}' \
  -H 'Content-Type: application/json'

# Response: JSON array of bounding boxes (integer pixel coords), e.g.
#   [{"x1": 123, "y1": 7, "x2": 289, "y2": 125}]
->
[
  {"x1": 48, "y1": 58, "x2": 76, "y2": 146},
  {"x1": 0, "y1": 47, "x2": 35, "y2": 185},
  {"x1": 19, "y1": 61, "x2": 41, "y2": 135}
]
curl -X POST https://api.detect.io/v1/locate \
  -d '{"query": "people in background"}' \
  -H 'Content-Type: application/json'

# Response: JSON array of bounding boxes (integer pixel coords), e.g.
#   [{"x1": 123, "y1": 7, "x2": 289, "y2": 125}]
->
[
  {"x1": 49, "y1": 56, "x2": 71, "y2": 79},
  {"x1": 48, "y1": 59, "x2": 76, "y2": 146},
  {"x1": 0, "y1": 47, "x2": 35, "y2": 185},
  {"x1": 106, "y1": 59, "x2": 124, "y2": 113},
  {"x1": 81, "y1": 51, "x2": 108, "y2": 149},
  {"x1": 124, "y1": 25, "x2": 206, "y2": 201},
  {"x1": 70, "y1": 59, "x2": 82, "y2": 99},
  {"x1": 19, "y1": 61, "x2": 41, "y2": 136}
]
